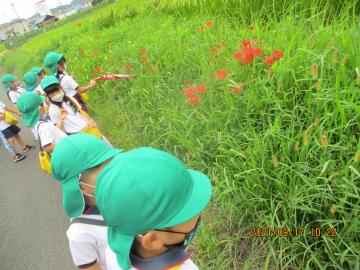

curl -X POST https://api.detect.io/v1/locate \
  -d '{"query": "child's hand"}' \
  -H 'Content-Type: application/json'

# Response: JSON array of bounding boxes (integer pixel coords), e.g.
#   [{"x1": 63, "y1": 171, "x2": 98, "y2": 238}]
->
[
  {"x1": 0, "y1": 113, "x2": 4, "y2": 120},
  {"x1": 90, "y1": 79, "x2": 97, "y2": 87},
  {"x1": 17, "y1": 112, "x2": 22, "y2": 117},
  {"x1": 59, "y1": 109, "x2": 68, "y2": 120},
  {"x1": 88, "y1": 121, "x2": 96, "y2": 128}
]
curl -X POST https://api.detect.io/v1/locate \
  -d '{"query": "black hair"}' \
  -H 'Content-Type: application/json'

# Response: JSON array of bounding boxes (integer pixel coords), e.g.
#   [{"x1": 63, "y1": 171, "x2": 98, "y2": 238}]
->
[{"x1": 43, "y1": 83, "x2": 60, "y2": 95}]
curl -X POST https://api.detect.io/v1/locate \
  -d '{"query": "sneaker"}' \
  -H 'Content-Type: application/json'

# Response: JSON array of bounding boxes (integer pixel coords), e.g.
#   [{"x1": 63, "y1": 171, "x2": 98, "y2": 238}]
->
[
  {"x1": 13, "y1": 153, "x2": 26, "y2": 162},
  {"x1": 23, "y1": 145, "x2": 35, "y2": 153}
]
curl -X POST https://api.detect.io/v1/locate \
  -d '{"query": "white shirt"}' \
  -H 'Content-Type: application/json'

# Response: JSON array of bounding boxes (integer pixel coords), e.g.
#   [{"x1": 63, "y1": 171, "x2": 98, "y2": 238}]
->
[
  {"x1": 32, "y1": 121, "x2": 67, "y2": 149},
  {"x1": 67, "y1": 214, "x2": 108, "y2": 270},
  {"x1": 32, "y1": 85, "x2": 46, "y2": 96},
  {"x1": 8, "y1": 87, "x2": 26, "y2": 104},
  {"x1": 48, "y1": 102, "x2": 88, "y2": 134},
  {"x1": 105, "y1": 247, "x2": 199, "y2": 270},
  {"x1": 0, "y1": 101, "x2": 11, "y2": 131},
  {"x1": 59, "y1": 74, "x2": 79, "y2": 97}
]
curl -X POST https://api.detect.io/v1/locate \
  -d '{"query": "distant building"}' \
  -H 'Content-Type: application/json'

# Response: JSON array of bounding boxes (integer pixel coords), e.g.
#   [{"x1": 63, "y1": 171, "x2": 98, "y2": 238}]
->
[
  {"x1": 35, "y1": 15, "x2": 58, "y2": 28},
  {"x1": 0, "y1": 19, "x2": 30, "y2": 41},
  {"x1": 35, "y1": 0, "x2": 52, "y2": 16}
]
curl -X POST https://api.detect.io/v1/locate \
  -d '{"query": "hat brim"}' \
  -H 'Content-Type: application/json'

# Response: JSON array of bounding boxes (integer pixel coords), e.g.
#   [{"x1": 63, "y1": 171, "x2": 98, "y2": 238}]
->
[
  {"x1": 162, "y1": 169, "x2": 212, "y2": 228},
  {"x1": 60, "y1": 177, "x2": 85, "y2": 218},
  {"x1": 22, "y1": 109, "x2": 40, "y2": 128},
  {"x1": 108, "y1": 228, "x2": 134, "y2": 270}
]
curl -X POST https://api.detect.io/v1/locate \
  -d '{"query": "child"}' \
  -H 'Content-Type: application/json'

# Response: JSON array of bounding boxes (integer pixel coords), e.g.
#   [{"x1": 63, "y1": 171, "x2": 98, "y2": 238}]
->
[
  {"x1": 16, "y1": 92, "x2": 66, "y2": 154},
  {"x1": 0, "y1": 99, "x2": 34, "y2": 161},
  {"x1": 1, "y1": 74, "x2": 26, "y2": 105},
  {"x1": 30, "y1": 67, "x2": 47, "y2": 96},
  {"x1": 23, "y1": 70, "x2": 46, "y2": 96},
  {"x1": 40, "y1": 76, "x2": 92, "y2": 135},
  {"x1": 50, "y1": 133, "x2": 212, "y2": 270},
  {"x1": 43, "y1": 51, "x2": 97, "y2": 112},
  {"x1": 0, "y1": 130, "x2": 25, "y2": 162}
]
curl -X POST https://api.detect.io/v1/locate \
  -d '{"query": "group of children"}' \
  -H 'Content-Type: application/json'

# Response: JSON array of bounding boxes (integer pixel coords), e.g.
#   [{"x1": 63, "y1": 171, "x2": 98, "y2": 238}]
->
[{"x1": 0, "y1": 51, "x2": 212, "y2": 270}]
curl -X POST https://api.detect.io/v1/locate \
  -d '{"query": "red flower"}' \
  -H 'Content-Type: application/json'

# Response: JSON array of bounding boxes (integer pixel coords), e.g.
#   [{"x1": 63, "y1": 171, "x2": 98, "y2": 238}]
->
[
  {"x1": 271, "y1": 50, "x2": 284, "y2": 60},
  {"x1": 215, "y1": 70, "x2": 229, "y2": 79},
  {"x1": 139, "y1": 49, "x2": 146, "y2": 55},
  {"x1": 184, "y1": 87, "x2": 197, "y2": 97},
  {"x1": 263, "y1": 56, "x2": 275, "y2": 66},
  {"x1": 149, "y1": 66, "x2": 156, "y2": 73},
  {"x1": 231, "y1": 84, "x2": 244, "y2": 94},
  {"x1": 125, "y1": 63, "x2": 132, "y2": 71},
  {"x1": 184, "y1": 80, "x2": 190, "y2": 85},
  {"x1": 92, "y1": 50, "x2": 100, "y2": 56},
  {"x1": 206, "y1": 21, "x2": 214, "y2": 27},
  {"x1": 140, "y1": 57, "x2": 148, "y2": 63},
  {"x1": 92, "y1": 66, "x2": 101, "y2": 75},
  {"x1": 198, "y1": 25, "x2": 206, "y2": 32},
  {"x1": 195, "y1": 84, "x2": 207, "y2": 93},
  {"x1": 251, "y1": 48, "x2": 263, "y2": 56},
  {"x1": 242, "y1": 40, "x2": 251, "y2": 49},
  {"x1": 187, "y1": 95, "x2": 201, "y2": 106}
]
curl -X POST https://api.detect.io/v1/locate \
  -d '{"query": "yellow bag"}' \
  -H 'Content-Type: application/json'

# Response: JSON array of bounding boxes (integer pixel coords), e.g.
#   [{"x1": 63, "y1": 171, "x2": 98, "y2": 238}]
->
[
  {"x1": 4, "y1": 111, "x2": 18, "y2": 125},
  {"x1": 39, "y1": 151, "x2": 52, "y2": 174},
  {"x1": 79, "y1": 92, "x2": 89, "y2": 102},
  {"x1": 81, "y1": 126, "x2": 102, "y2": 138}
]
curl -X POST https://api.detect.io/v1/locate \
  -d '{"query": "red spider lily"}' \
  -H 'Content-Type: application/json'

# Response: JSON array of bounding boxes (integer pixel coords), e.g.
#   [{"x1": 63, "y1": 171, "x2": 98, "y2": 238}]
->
[
  {"x1": 263, "y1": 56, "x2": 275, "y2": 66},
  {"x1": 198, "y1": 25, "x2": 206, "y2": 32},
  {"x1": 195, "y1": 84, "x2": 207, "y2": 93},
  {"x1": 210, "y1": 43, "x2": 225, "y2": 54},
  {"x1": 271, "y1": 50, "x2": 284, "y2": 60},
  {"x1": 140, "y1": 57, "x2": 148, "y2": 63},
  {"x1": 231, "y1": 84, "x2": 244, "y2": 94},
  {"x1": 234, "y1": 40, "x2": 262, "y2": 64},
  {"x1": 149, "y1": 66, "x2": 156, "y2": 73},
  {"x1": 184, "y1": 87, "x2": 197, "y2": 97},
  {"x1": 206, "y1": 21, "x2": 214, "y2": 27},
  {"x1": 184, "y1": 79, "x2": 190, "y2": 85},
  {"x1": 92, "y1": 66, "x2": 101, "y2": 75},
  {"x1": 92, "y1": 50, "x2": 100, "y2": 56},
  {"x1": 125, "y1": 63, "x2": 132, "y2": 71},
  {"x1": 187, "y1": 95, "x2": 201, "y2": 106},
  {"x1": 216, "y1": 70, "x2": 229, "y2": 79},
  {"x1": 139, "y1": 49, "x2": 146, "y2": 55}
]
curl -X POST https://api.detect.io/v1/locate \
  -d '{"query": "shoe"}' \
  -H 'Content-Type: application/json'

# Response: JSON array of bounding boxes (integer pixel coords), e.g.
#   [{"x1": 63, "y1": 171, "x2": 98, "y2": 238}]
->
[
  {"x1": 23, "y1": 145, "x2": 35, "y2": 153},
  {"x1": 13, "y1": 153, "x2": 26, "y2": 162}
]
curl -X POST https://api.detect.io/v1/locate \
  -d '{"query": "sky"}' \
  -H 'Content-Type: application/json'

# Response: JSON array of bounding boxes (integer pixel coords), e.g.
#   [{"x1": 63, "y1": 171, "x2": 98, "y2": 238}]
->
[{"x1": 0, "y1": 0, "x2": 72, "y2": 24}]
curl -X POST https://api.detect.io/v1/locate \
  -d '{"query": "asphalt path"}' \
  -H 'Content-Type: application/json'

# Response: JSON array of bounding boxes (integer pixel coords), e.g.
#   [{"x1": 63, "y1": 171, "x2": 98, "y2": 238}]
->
[{"x1": 0, "y1": 84, "x2": 76, "y2": 270}]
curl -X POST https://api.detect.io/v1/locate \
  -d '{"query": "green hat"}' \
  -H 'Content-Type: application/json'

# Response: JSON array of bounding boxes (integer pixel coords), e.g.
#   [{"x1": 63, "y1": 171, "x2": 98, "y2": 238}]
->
[
  {"x1": 16, "y1": 92, "x2": 45, "y2": 128},
  {"x1": 23, "y1": 72, "x2": 38, "y2": 92},
  {"x1": 95, "y1": 147, "x2": 212, "y2": 270},
  {"x1": 40, "y1": 75, "x2": 59, "y2": 90},
  {"x1": 43, "y1": 51, "x2": 63, "y2": 76},
  {"x1": 51, "y1": 133, "x2": 122, "y2": 218},
  {"x1": 30, "y1": 67, "x2": 44, "y2": 75},
  {"x1": 1, "y1": 74, "x2": 17, "y2": 91}
]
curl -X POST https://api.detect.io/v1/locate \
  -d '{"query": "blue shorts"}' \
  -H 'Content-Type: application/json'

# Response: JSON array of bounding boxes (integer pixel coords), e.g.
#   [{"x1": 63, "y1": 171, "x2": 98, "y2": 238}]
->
[{"x1": 2, "y1": 125, "x2": 21, "y2": 139}]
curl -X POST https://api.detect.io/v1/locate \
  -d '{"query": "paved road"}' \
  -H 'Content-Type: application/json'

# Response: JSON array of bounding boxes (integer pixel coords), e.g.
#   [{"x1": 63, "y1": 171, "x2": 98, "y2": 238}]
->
[{"x1": 0, "y1": 84, "x2": 76, "y2": 270}]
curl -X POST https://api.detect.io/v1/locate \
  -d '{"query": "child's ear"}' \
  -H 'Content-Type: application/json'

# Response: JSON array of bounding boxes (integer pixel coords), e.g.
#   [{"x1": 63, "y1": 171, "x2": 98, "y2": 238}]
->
[{"x1": 140, "y1": 232, "x2": 164, "y2": 251}]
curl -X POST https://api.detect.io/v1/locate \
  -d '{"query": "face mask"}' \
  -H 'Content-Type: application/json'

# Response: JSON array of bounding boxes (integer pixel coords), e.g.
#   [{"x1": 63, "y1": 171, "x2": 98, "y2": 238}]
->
[
  {"x1": 51, "y1": 91, "x2": 64, "y2": 103},
  {"x1": 79, "y1": 181, "x2": 95, "y2": 198}
]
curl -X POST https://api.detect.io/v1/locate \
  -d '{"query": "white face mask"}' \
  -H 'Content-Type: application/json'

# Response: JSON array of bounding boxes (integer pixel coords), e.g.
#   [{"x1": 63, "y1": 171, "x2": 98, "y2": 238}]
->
[{"x1": 51, "y1": 91, "x2": 64, "y2": 102}]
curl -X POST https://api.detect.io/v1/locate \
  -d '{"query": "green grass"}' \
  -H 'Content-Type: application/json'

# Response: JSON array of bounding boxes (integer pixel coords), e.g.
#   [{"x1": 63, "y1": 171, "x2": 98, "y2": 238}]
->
[{"x1": 1, "y1": 0, "x2": 360, "y2": 269}]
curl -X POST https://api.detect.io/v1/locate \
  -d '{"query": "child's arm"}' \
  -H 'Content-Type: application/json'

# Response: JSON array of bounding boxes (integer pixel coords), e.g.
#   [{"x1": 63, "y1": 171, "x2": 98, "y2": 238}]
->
[
  {"x1": 56, "y1": 109, "x2": 68, "y2": 133},
  {"x1": 42, "y1": 144, "x2": 55, "y2": 154},
  {"x1": 76, "y1": 79, "x2": 97, "y2": 93},
  {"x1": 5, "y1": 105, "x2": 22, "y2": 116}
]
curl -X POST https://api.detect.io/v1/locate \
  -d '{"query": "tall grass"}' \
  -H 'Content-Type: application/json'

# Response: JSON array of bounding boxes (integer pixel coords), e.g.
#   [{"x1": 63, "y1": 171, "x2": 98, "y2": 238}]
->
[{"x1": 1, "y1": 0, "x2": 360, "y2": 269}]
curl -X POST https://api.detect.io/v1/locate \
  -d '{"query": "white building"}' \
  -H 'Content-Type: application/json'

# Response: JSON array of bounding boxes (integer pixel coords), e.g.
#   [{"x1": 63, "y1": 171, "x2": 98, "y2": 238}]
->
[
  {"x1": 0, "y1": 19, "x2": 30, "y2": 41},
  {"x1": 35, "y1": 0, "x2": 52, "y2": 16}
]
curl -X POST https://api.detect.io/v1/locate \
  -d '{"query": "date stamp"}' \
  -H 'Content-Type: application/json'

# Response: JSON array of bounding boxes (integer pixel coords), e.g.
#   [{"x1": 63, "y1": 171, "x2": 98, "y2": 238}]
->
[{"x1": 249, "y1": 227, "x2": 337, "y2": 237}]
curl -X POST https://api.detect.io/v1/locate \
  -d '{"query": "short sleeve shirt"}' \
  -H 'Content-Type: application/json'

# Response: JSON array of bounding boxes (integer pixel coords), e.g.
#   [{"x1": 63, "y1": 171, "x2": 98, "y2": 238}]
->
[
  {"x1": 0, "y1": 101, "x2": 11, "y2": 131},
  {"x1": 48, "y1": 102, "x2": 88, "y2": 134},
  {"x1": 67, "y1": 213, "x2": 108, "y2": 270},
  {"x1": 33, "y1": 121, "x2": 67, "y2": 149},
  {"x1": 59, "y1": 74, "x2": 79, "y2": 97},
  {"x1": 8, "y1": 87, "x2": 26, "y2": 104}
]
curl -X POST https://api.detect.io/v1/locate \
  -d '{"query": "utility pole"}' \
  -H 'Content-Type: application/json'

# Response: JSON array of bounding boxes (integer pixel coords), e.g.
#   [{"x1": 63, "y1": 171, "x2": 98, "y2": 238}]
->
[{"x1": 10, "y1": 3, "x2": 20, "y2": 19}]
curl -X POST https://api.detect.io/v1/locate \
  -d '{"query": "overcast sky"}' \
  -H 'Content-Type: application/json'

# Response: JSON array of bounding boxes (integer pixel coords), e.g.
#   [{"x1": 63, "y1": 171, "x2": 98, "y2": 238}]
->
[{"x1": 0, "y1": 0, "x2": 72, "y2": 24}]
